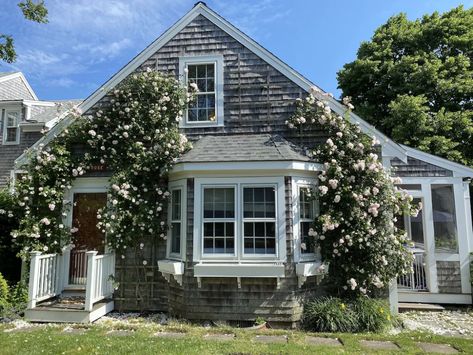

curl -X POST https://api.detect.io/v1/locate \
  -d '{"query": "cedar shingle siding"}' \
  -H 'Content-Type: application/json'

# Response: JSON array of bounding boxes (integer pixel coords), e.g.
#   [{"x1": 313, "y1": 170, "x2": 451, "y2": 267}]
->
[{"x1": 0, "y1": 77, "x2": 34, "y2": 100}]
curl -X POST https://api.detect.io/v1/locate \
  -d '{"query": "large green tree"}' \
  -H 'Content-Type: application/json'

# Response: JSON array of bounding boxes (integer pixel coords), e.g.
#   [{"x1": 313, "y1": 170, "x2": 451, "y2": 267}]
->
[
  {"x1": 1, "y1": 0, "x2": 48, "y2": 63},
  {"x1": 337, "y1": 6, "x2": 473, "y2": 167}
]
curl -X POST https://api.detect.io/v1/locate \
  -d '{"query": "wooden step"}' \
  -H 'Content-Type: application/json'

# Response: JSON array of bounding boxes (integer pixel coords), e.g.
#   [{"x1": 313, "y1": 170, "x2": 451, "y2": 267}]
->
[
  {"x1": 398, "y1": 302, "x2": 445, "y2": 312},
  {"x1": 25, "y1": 300, "x2": 114, "y2": 323}
]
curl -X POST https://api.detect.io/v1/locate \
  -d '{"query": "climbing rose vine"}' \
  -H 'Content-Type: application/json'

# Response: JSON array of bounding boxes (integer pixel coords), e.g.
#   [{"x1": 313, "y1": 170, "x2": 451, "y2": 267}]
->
[
  {"x1": 13, "y1": 69, "x2": 192, "y2": 259},
  {"x1": 287, "y1": 87, "x2": 419, "y2": 296}
]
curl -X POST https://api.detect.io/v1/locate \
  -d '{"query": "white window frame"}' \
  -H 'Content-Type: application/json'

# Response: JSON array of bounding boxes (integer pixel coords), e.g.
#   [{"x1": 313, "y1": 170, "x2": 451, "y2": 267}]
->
[
  {"x1": 201, "y1": 184, "x2": 237, "y2": 259},
  {"x1": 167, "y1": 180, "x2": 187, "y2": 260},
  {"x1": 292, "y1": 177, "x2": 319, "y2": 263},
  {"x1": 193, "y1": 177, "x2": 286, "y2": 263},
  {"x1": 2, "y1": 108, "x2": 21, "y2": 145},
  {"x1": 241, "y1": 184, "x2": 278, "y2": 258},
  {"x1": 179, "y1": 55, "x2": 224, "y2": 128},
  {"x1": 398, "y1": 195, "x2": 426, "y2": 251}
]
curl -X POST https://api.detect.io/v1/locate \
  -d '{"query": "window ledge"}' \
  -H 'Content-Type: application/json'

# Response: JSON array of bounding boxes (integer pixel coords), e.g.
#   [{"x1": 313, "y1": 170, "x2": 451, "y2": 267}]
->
[
  {"x1": 295, "y1": 261, "x2": 329, "y2": 288},
  {"x1": 194, "y1": 263, "x2": 285, "y2": 289},
  {"x1": 158, "y1": 259, "x2": 184, "y2": 286}
]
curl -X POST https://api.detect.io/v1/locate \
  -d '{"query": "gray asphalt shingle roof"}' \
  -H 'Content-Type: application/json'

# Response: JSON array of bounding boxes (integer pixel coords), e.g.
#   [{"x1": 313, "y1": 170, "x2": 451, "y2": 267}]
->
[
  {"x1": 178, "y1": 134, "x2": 310, "y2": 163},
  {"x1": 30, "y1": 99, "x2": 82, "y2": 123}
]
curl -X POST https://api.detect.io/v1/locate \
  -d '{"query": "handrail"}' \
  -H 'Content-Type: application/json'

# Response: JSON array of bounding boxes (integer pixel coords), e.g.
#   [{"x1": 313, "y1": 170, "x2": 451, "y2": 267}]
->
[
  {"x1": 84, "y1": 251, "x2": 115, "y2": 311},
  {"x1": 27, "y1": 251, "x2": 63, "y2": 308}
]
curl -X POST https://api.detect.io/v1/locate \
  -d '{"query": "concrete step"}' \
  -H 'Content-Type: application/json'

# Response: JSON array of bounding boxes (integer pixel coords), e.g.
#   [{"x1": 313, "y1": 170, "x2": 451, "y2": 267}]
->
[
  {"x1": 399, "y1": 302, "x2": 445, "y2": 312},
  {"x1": 25, "y1": 300, "x2": 114, "y2": 323}
]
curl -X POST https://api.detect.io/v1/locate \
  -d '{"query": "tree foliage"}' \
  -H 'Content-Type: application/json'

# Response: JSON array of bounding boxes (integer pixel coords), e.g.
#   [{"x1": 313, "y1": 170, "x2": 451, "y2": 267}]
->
[
  {"x1": 337, "y1": 6, "x2": 473, "y2": 167},
  {"x1": 1, "y1": 1, "x2": 48, "y2": 63}
]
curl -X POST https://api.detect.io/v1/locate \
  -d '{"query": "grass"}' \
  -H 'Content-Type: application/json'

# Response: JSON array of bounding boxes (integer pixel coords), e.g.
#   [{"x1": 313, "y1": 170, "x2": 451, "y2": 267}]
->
[{"x1": 1, "y1": 320, "x2": 473, "y2": 354}]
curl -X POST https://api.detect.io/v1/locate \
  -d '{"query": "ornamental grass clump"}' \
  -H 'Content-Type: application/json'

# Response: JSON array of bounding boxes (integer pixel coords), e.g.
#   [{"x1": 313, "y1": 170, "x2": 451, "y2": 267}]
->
[
  {"x1": 13, "y1": 69, "x2": 193, "y2": 259},
  {"x1": 302, "y1": 296, "x2": 392, "y2": 333},
  {"x1": 302, "y1": 296, "x2": 357, "y2": 333},
  {"x1": 287, "y1": 88, "x2": 420, "y2": 296}
]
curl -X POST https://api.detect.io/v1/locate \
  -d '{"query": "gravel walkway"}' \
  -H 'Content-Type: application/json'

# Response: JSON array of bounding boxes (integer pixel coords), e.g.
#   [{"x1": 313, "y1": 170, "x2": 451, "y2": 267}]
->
[{"x1": 400, "y1": 310, "x2": 473, "y2": 337}]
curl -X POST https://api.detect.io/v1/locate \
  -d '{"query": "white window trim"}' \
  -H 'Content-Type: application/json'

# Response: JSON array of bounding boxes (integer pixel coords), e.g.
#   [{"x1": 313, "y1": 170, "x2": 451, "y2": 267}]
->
[
  {"x1": 167, "y1": 180, "x2": 187, "y2": 260},
  {"x1": 292, "y1": 177, "x2": 319, "y2": 263},
  {"x1": 193, "y1": 177, "x2": 286, "y2": 263},
  {"x1": 2, "y1": 108, "x2": 21, "y2": 145},
  {"x1": 179, "y1": 55, "x2": 224, "y2": 128}
]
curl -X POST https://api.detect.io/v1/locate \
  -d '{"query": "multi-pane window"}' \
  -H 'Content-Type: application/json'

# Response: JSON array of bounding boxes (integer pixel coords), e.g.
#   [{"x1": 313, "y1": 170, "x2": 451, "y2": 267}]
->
[
  {"x1": 431, "y1": 185, "x2": 458, "y2": 253},
  {"x1": 203, "y1": 187, "x2": 235, "y2": 254},
  {"x1": 243, "y1": 187, "x2": 276, "y2": 255},
  {"x1": 299, "y1": 188, "x2": 316, "y2": 254},
  {"x1": 187, "y1": 63, "x2": 216, "y2": 123},
  {"x1": 170, "y1": 189, "x2": 182, "y2": 255},
  {"x1": 4, "y1": 110, "x2": 20, "y2": 144}
]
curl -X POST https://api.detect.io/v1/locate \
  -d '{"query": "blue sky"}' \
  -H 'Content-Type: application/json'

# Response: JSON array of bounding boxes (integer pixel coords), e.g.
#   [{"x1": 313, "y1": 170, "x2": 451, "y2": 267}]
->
[{"x1": 1, "y1": 0, "x2": 471, "y2": 101}]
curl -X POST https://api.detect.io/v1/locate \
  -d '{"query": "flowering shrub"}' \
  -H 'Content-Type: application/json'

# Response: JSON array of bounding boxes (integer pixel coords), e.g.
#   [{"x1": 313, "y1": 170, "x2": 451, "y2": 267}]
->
[
  {"x1": 13, "y1": 69, "x2": 191, "y2": 259},
  {"x1": 287, "y1": 88, "x2": 418, "y2": 296}
]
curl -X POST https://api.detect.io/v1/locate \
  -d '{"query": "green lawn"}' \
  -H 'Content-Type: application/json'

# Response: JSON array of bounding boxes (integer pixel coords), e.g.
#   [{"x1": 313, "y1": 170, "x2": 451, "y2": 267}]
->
[{"x1": 1, "y1": 322, "x2": 472, "y2": 354}]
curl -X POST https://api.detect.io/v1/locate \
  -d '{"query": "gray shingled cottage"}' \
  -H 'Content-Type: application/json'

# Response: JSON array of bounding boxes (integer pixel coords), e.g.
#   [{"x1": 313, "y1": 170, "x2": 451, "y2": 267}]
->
[
  {"x1": 0, "y1": 72, "x2": 80, "y2": 187},
  {"x1": 16, "y1": 3, "x2": 473, "y2": 325}
]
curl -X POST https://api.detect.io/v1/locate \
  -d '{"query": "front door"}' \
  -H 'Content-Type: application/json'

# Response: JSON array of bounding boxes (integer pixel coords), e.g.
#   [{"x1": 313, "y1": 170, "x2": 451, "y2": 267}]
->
[{"x1": 69, "y1": 193, "x2": 107, "y2": 285}]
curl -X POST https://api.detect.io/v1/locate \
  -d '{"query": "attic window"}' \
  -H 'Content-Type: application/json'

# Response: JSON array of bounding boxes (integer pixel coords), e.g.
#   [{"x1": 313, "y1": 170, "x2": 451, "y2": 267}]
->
[
  {"x1": 179, "y1": 55, "x2": 224, "y2": 127},
  {"x1": 3, "y1": 109, "x2": 20, "y2": 145},
  {"x1": 187, "y1": 64, "x2": 216, "y2": 122}
]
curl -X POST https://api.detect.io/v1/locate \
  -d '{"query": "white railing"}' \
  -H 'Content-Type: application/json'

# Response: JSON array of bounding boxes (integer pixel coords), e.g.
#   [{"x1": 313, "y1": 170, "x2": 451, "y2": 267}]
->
[
  {"x1": 28, "y1": 251, "x2": 64, "y2": 308},
  {"x1": 398, "y1": 251, "x2": 428, "y2": 291},
  {"x1": 84, "y1": 251, "x2": 115, "y2": 311}
]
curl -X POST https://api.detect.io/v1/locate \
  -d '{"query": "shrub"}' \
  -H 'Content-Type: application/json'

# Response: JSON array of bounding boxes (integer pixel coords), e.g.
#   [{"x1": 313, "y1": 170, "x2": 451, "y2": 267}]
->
[
  {"x1": 8, "y1": 279, "x2": 28, "y2": 314},
  {"x1": 0, "y1": 272, "x2": 10, "y2": 315},
  {"x1": 352, "y1": 296, "x2": 391, "y2": 332},
  {"x1": 302, "y1": 296, "x2": 357, "y2": 332},
  {"x1": 302, "y1": 296, "x2": 393, "y2": 333}
]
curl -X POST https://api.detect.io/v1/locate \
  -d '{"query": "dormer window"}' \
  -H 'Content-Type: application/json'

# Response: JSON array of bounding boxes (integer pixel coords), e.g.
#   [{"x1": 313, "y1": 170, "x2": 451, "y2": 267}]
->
[
  {"x1": 179, "y1": 55, "x2": 224, "y2": 127},
  {"x1": 3, "y1": 109, "x2": 20, "y2": 145}
]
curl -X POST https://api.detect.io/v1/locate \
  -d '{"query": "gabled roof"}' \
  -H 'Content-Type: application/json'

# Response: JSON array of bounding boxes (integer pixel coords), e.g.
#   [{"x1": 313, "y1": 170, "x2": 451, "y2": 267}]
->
[
  {"x1": 0, "y1": 71, "x2": 38, "y2": 100},
  {"x1": 178, "y1": 134, "x2": 310, "y2": 163},
  {"x1": 25, "y1": 2, "x2": 408, "y2": 164}
]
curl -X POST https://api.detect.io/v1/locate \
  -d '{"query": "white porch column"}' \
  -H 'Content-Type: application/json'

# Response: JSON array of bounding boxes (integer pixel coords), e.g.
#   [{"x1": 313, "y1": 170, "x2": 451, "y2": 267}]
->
[
  {"x1": 421, "y1": 182, "x2": 439, "y2": 293},
  {"x1": 27, "y1": 251, "x2": 42, "y2": 309},
  {"x1": 455, "y1": 182, "x2": 472, "y2": 294}
]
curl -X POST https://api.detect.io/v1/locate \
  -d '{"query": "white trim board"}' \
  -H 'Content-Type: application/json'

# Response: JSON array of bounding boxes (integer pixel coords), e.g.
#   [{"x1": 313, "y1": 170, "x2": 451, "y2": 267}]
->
[{"x1": 18, "y1": 2, "x2": 408, "y2": 166}]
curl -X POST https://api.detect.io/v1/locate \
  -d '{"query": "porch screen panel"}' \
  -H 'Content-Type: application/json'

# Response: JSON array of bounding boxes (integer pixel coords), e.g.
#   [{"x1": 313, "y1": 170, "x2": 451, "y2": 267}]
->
[
  {"x1": 431, "y1": 184, "x2": 458, "y2": 252},
  {"x1": 203, "y1": 187, "x2": 235, "y2": 254},
  {"x1": 243, "y1": 187, "x2": 276, "y2": 254}
]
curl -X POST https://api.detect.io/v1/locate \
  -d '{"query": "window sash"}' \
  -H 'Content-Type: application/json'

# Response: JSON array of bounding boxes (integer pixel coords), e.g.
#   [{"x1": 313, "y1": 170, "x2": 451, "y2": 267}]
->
[
  {"x1": 431, "y1": 184, "x2": 458, "y2": 253},
  {"x1": 169, "y1": 187, "x2": 183, "y2": 257},
  {"x1": 202, "y1": 186, "x2": 237, "y2": 256},
  {"x1": 242, "y1": 186, "x2": 277, "y2": 256},
  {"x1": 186, "y1": 63, "x2": 217, "y2": 123},
  {"x1": 299, "y1": 187, "x2": 316, "y2": 255},
  {"x1": 3, "y1": 110, "x2": 20, "y2": 143}
]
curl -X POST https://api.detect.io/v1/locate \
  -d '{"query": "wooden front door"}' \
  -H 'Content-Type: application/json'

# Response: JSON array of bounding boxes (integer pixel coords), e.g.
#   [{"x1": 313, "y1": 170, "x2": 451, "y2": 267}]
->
[{"x1": 69, "y1": 193, "x2": 107, "y2": 285}]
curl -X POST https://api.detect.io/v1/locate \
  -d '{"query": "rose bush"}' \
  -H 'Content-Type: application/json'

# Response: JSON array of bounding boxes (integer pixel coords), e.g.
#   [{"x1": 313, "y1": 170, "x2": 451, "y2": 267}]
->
[
  {"x1": 13, "y1": 69, "x2": 192, "y2": 259},
  {"x1": 287, "y1": 88, "x2": 419, "y2": 296}
]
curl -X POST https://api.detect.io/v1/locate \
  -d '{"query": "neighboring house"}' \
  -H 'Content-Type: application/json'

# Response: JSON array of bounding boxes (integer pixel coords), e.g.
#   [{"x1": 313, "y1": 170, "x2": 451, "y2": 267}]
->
[
  {"x1": 17, "y1": 3, "x2": 473, "y2": 325},
  {"x1": 0, "y1": 71, "x2": 81, "y2": 187}
]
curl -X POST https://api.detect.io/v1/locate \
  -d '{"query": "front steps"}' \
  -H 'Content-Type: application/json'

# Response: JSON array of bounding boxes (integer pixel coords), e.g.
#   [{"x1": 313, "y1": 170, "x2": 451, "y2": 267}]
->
[
  {"x1": 25, "y1": 291, "x2": 114, "y2": 323},
  {"x1": 398, "y1": 302, "x2": 445, "y2": 312}
]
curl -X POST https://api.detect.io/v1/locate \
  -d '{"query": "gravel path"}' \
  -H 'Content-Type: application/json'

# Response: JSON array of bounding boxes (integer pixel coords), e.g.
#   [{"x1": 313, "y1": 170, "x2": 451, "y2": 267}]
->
[{"x1": 400, "y1": 310, "x2": 473, "y2": 337}]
